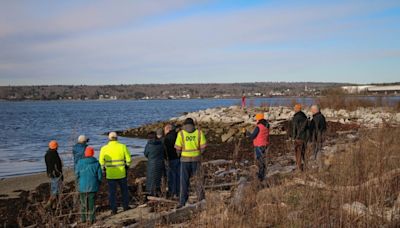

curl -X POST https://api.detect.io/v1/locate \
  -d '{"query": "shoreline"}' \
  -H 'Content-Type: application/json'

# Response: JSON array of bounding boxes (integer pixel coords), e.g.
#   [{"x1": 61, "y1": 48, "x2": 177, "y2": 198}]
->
[
  {"x1": 0, "y1": 156, "x2": 147, "y2": 199},
  {"x1": 1, "y1": 105, "x2": 399, "y2": 226},
  {"x1": 1, "y1": 94, "x2": 399, "y2": 102}
]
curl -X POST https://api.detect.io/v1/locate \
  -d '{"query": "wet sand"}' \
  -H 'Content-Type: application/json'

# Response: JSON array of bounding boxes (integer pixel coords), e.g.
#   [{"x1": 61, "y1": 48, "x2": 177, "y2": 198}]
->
[{"x1": 0, "y1": 157, "x2": 147, "y2": 199}]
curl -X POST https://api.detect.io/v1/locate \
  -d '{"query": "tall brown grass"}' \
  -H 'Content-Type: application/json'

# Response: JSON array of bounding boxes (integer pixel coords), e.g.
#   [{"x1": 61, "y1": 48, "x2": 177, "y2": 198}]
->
[
  {"x1": 317, "y1": 88, "x2": 396, "y2": 111},
  {"x1": 189, "y1": 127, "x2": 400, "y2": 227}
]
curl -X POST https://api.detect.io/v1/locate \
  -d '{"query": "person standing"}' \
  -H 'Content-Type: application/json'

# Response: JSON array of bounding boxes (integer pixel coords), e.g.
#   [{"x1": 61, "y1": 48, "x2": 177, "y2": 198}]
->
[
  {"x1": 99, "y1": 132, "x2": 132, "y2": 214},
  {"x1": 72, "y1": 135, "x2": 89, "y2": 170},
  {"x1": 75, "y1": 147, "x2": 102, "y2": 224},
  {"x1": 309, "y1": 105, "x2": 327, "y2": 168},
  {"x1": 241, "y1": 94, "x2": 246, "y2": 109},
  {"x1": 175, "y1": 118, "x2": 207, "y2": 208},
  {"x1": 44, "y1": 140, "x2": 63, "y2": 209},
  {"x1": 291, "y1": 104, "x2": 309, "y2": 171},
  {"x1": 163, "y1": 124, "x2": 180, "y2": 198},
  {"x1": 244, "y1": 113, "x2": 270, "y2": 181},
  {"x1": 144, "y1": 132, "x2": 165, "y2": 196}
]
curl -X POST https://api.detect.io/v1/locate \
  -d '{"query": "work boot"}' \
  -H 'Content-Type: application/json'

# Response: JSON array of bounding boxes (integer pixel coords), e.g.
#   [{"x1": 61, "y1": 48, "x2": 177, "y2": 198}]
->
[{"x1": 123, "y1": 206, "x2": 132, "y2": 211}]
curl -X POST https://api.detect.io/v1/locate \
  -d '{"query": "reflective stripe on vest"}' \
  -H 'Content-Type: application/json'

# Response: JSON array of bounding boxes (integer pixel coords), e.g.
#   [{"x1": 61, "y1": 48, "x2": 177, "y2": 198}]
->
[
  {"x1": 180, "y1": 129, "x2": 202, "y2": 157},
  {"x1": 104, "y1": 159, "x2": 126, "y2": 168}
]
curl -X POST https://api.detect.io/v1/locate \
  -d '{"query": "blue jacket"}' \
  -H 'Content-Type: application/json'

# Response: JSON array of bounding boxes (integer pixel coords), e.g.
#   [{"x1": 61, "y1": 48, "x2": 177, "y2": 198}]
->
[
  {"x1": 144, "y1": 139, "x2": 165, "y2": 194},
  {"x1": 75, "y1": 157, "x2": 102, "y2": 193},
  {"x1": 73, "y1": 143, "x2": 87, "y2": 169}
]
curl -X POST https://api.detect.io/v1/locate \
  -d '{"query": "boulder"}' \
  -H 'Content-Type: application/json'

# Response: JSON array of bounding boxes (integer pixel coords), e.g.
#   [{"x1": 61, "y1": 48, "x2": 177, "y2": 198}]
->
[
  {"x1": 221, "y1": 128, "x2": 238, "y2": 142},
  {"x1": 342, "y1": 202, "x2": 368, "y2": 217},
  {"x1": 396, "y1": 113, "x2": 400, "y2": 123}
]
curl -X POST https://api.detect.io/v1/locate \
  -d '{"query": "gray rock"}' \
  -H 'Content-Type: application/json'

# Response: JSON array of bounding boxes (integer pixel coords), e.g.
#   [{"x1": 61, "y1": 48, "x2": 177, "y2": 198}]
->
[{"x1": 221, "y1": 128, "x2": 238, "y2": 142}]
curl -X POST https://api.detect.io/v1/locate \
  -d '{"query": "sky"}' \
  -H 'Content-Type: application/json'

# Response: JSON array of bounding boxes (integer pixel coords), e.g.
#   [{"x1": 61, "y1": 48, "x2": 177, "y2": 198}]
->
[{"x1": 0, "y1": 0, "x2": 399, "y2": 85}]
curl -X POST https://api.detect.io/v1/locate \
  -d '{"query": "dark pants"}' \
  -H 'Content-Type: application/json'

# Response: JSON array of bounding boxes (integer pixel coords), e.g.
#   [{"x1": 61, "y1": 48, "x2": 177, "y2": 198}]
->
[
  {"x1": 255, "y1": 146, "x2": 267, "y2": 181},
  {"x1": 80, "y1": 192, "x2": 96, "y2": 223},
  {"x1": 107, "y1": 178, "x2": 130, "y2": 212},
  {"x1": 168, "y1": 159, "x2": 180, "y2": 197},
  {"x1": 312, "y1": 133, "x2": 324, "y2": 159},
  {"x1": 294, "y1": 140, "x2": 306, "y2": 171},
  {"x1": 180, "y1": 161, "x2": 205, "y2": 206}
]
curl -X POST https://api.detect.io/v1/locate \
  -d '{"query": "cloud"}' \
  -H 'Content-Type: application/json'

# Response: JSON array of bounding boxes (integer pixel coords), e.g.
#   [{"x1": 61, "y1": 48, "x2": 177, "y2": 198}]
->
[{"x1": 0, "y1": 0, "x2": 399, "y2": 85}]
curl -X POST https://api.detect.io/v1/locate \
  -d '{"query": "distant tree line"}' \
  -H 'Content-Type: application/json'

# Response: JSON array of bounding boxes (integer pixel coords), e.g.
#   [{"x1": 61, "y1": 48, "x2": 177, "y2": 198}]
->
[{"x1": 0, "y1": 82, "x2": 345, "y2": 100}]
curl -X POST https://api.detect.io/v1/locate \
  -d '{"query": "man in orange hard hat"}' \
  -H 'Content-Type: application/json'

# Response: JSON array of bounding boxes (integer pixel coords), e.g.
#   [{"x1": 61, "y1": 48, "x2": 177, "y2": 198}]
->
[
  {"x1": 45, "y1": 140, "x2": 63, "y2": 209},
  {"x1": 243, "y1": 113, "x2": 270, "y2": 182}
]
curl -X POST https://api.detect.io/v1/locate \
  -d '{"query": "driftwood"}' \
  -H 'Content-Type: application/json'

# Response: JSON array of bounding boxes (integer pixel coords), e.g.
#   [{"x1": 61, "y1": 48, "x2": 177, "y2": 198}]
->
[
  {"x1": 147, "y1": 196, "x2": 178, "y2": 204},
  {"x1": 336, "y1": 130, "x2": 357, "y2": 135},
  {"x1": 293, "y1": 168, "x2": 400, "y2": 191},
  {"x1": 342, "y1": 201, "x2": 400, "y2": 222},
  {"x1": 202, "y1": 159, "x2": 233, "y2": 166},
  {"x1": 230, "y1": 177, "x2": 249, "y2": 210},
  {"x1": 215, "y1": 169, "x2": 238, "y2": 177},
  {"x1": 205, "y1": 181, "x2": 239, "y2": 189},
  {"x1": 127, "y1": 200, "x2": 206, "y2": 227}
]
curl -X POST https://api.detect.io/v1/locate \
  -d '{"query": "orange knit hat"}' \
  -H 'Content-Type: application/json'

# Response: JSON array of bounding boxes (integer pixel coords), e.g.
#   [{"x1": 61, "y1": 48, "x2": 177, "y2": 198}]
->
[
  {"x1": 84, "y1": 147, "x2": 95, "y2": 157},
  {"x1": 255, "y1": 113, "x2": 264, "y2": 121},
  {"x1": 48, "y1": 140, "x2": 58, "y2": 150}
]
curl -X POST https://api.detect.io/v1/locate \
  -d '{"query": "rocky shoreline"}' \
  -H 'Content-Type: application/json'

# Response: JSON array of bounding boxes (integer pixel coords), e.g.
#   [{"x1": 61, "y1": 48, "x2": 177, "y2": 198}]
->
[
  {"x1": 122, "y1": 105, "x2": 399, "y2": 143},
  {"x1": 1, "y1": 105, "x2": 399, "y2": 227}
]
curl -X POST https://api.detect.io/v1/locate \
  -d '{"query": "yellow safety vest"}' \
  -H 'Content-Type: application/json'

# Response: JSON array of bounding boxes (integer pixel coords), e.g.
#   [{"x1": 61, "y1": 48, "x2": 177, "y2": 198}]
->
[
  {"x1": 180, "y1": 129, "x2": 203, "y2": 158},
  {"x1": 99, "y1": 141, "x2": 131, "y2": 179}
]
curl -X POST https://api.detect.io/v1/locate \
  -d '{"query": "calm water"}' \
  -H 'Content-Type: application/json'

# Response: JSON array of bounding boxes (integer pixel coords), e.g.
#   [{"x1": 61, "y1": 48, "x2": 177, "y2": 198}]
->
[{"x1": 0, "y1": 97, "x2": 398, "y2": 178}]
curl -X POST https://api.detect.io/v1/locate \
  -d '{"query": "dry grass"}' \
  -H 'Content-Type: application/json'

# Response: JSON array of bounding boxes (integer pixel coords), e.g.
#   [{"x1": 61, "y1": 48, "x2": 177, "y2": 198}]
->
[
  {"x1": 188, "y1": 127, "x2": 400, "y2": 227},
  {"x1": 317, "y1": 88, "x2": 398, "y2": 111}
]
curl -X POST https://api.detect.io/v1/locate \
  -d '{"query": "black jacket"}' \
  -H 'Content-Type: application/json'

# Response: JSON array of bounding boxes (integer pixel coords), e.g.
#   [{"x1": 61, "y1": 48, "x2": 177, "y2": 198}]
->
[
  {"x1": 292, "y1": 111, "x2": 309, "y2": 141},
  {"x1": 310, "y1": 112, "x2": 327, "y2": 142},
  {"x1": 45, "y1": 149, "x2": 63, "y2": 178},
  {"x1": 164, "y1": 131, "x2": 179, "y2": 160}
]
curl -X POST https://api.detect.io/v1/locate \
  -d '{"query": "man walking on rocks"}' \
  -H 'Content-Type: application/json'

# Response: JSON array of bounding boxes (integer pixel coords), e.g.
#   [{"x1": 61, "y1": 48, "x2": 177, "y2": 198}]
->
[
  {"x1": 244, "y1": 113, "x2": 270, "y2": 182},
  {"x1": 175, "y1": 118, "x2": 207, "y2": 208},
  {"x1": 309, "y1": 105, "x2": 327, "y2": 169},
  {"x1": 291, "y1": 104, "x2": 309, "y2": 171},
  {"x1": 99, "y1": 132, "x2": 132, "y2": 214}
]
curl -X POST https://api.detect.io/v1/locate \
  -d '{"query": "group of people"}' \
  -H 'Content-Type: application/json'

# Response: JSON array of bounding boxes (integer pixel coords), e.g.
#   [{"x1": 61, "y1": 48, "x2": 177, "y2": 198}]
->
[
  {"x1": 291, "y1": 104, "x2": 327, "y2": 171},
  {"x1": 45, "y1": 132, "x2": 132, "y2": 224},
  {"x1": 143, "y1": 117, "x2": 207, "y2": 208},
  {"x1": 241, "y1": 103, "x2": 327, "y2": 182},
  {"x1": 43, "y1": 103, "x2": 326, "y2": 224},
  {"x1": 44, "y1": 117, "x2": 207, "y2": 224}
]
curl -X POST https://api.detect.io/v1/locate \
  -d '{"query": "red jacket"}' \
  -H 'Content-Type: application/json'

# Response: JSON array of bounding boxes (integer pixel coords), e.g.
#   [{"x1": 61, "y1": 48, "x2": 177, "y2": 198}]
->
[{"x1": 253, "y1": 123, "x2": 270, "y2": 147}]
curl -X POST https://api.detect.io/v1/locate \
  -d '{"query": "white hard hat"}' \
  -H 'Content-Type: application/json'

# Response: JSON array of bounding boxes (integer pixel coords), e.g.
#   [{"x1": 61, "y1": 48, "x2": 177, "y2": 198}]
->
[
  {"x1": 78, "y1": 135, "x2": 88, "y2": 143},
  {"x1": 108, "y1": 132, "x2": 118, "y2": 140}
]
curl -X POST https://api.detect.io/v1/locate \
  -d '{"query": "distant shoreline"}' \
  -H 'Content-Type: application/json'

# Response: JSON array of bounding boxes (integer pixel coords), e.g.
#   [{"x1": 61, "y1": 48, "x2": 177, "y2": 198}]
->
[{"x1": 1, "y1": 94, "x2": 399, "y2": 102}]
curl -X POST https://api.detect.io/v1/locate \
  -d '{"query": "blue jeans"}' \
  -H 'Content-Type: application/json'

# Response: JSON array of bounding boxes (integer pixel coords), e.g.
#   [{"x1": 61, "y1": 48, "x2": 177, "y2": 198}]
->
[
  {"x1": 107, "y1": 178, "x2": 130, "y2": 212},
  {"x1": 255, "y1": 147, "x2": 267, "y2": 181},
  {"x1": 167, "y1": 159, "x2": 180, "y2": 197},
  {"x1": 180, "y1": 161, "x2": 205, "y2": 206},
  {"x1": 50, "y1": 177, "x2": 61, "y2": 195}
]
